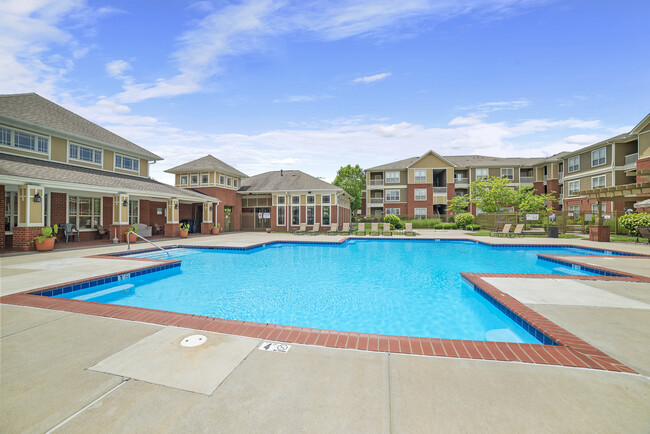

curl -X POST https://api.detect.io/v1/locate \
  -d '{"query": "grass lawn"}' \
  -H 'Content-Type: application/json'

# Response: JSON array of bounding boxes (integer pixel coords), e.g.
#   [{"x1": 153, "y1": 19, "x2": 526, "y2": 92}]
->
[{"x1": 465, "y1": 230, "x2": 585, "y2": 239}]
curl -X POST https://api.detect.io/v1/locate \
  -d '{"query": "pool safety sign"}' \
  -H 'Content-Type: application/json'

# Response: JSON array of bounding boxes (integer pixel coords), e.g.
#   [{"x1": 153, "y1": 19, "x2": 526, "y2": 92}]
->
[{"x1": 259, "y1": 342, "x2": 291, "y2": 353}]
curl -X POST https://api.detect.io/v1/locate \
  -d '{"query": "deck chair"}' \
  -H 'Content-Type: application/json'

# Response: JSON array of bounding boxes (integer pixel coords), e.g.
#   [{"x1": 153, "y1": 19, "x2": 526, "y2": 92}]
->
[
  {"x1": 404, "y1": 223, "x2": 416, "y2": 236},
  {"x1": 153, "y1": 223, "x2": 164, "y2": 235},
  {"x1": 326, "y1": 224, "x2": 339, "y2": 235},
  {"x1": 96, "y1": 224, "x2": 110, "y2": 239},
  {"x1": 294, "y1": 223, "x2": 307, "y2": 234},
  {"x1": 339, "y1": 222, "x2": 351, "y2": 235},
  {"x1": 355, "y1": 223, "x2": 366, "y2": 235},
  {"x1": 381, "y1": 223, "x2": 392, "y2": 236},
  {"x1": 636, "y1": 226, "x2": 650, "y2": 244},
  {"x1": 510, "y1": 224, "x2": 525, "y2": 237},
  {"x1": 369, "y1": 222, "x2": 380, "y2": 235},
  {"x1": 491, "y1": 223, "x2": 512, "y2": 237},
  {"x1": 308, "y1": 223, "x2": 320, "y2": 234},
  {"x1": 61, "y1": 223, "x2": 80, "y2": 243}
]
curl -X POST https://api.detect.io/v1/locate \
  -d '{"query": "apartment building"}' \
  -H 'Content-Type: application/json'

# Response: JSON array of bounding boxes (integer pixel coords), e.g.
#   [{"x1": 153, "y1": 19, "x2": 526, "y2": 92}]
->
[{"x1": 0, "y1": 93, "x2": 218, "y2": 251}]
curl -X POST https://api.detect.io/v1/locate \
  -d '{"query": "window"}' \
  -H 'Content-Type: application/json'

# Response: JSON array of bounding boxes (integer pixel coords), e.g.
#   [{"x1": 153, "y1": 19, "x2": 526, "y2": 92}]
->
[
  {"x1": 568, "y1": 180, "x2": 580, "y2": 196},
  {"x1": 227, "y1": 177, "x2": 232, "y2": 187},
  {"x1": 568, "y1": 205, "x2": 579, "y2": 212},
  {"x1": 292, "y1": 195, "x2": 300, "y2": 205},
  {"x1": 69, "y1": 143, "x2": 101, "y2": 165},
  {"x1": 0, "y1": 126, "x2": 49, "y2": 153},
  {"x1": 306, "y1": 205, "x2": 315, "y2": 225},
  {"x1": 306, "y1": 195, "x2": 315, "y2": 205},
  {"x1": 591, "y1": 147, "x2": 606, "y2": 167},
  {"x1": 414, "y1": 189, "x2": 427, "y2": 201},
  {"x1": 291, "y1": 205, "x2": 300, "y2": 225},
  {"x1": 234, "y1": 178, "x2": 238, "y2": 188},
  {"x1": 476, "y1": 168, "x2": 488, "y2": 179},
  {"x1": 201, "y1": 174, "x2": 209, "y2": 184},
  {"x1": 180, "y1": 176, "x2": 188, "y2": 186},
  {"x1": 190, "y1": 175, "x2": 198, "y2": 185},
  {"x1": 4, "y1": 191, "x2": 18, "y2": 233},
  {"x1": 385, "y1": 190, "x2": 400, "y2": 201},
  {"x1": 568, "y1": 156, "x2": 580, "y2": 173},
  {"x1": 68, "y1": 196, "x2": 101, "y2": 229},
  {"x1": 322, "y1": 205, "x2": 330, "y2": 226},
  {"x1": 115, "y1": 155, "x2": 139, "y2": 172},
  {"x1": 219, "y1": 175, "x2": 225, "y2": 185},
  {"x1": 129, "y1": 200, "x2": 139, "y2": 225},
  {"x1": 591, "y1": 175, "x2": 606, "y2": 189},
  {"x1": 385, "y1": 171, "x2": 400, "y2": 183},
  {"x1": 277, "y1": 206, "x2": 286, "y2": 226},
  {"x1": 414, "y1": 208, "x2": 427, "y2": 219},
  {"x1": 277, "y1": 195, "x2": 285, "y2": 205},
  {"x1": 591, "y1": 203, "x2": 606, "y2": 213},
  {"x1": 500, "y1": 168, "x2": 514, "y2": 180},
  {"x1": 385, "y1": 207, "x2": 400, "y2": 215},
  {"x1": 322, "y1": 194, "x2": 331, "y2": 204},
  {"x1": 414, "y1": 170, "x2": 426, "y2": 182}
]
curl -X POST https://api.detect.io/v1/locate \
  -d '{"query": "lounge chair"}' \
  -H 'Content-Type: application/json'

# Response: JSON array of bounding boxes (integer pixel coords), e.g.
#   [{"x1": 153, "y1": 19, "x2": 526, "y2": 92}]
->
[
  {"x1": 339, "y1": 222, "x2": 351, "y2": 235},
  {"x1": 326, "y1": 224, "x2": 339, "y2": 235},
  {"x1": 308, "y1": 223, "x2": 320, "y2": 234},
  {"x1": 294, "y1": 223, "x2": 307, "y2": 235},
  {"x1": 369, "y1": 222, "x2": 380, "y2": 235},
  {"x1": 61, "y1": 223, "x2": 79, "y2": 243},
  {"x1": 96, "y1": 224, "x2": 110, "y2": 239},
  {"x1": 404, "y1": 223, "x2": 416, "y2": 236},
  {"x1": 636, "y1": 226, "x2": 650, "y2": 244},
  {"x1": 381, "y1": 223, "x2": 392, "y2": 236},
  {"x1": 355, "y1": 223, "x2": 366, "y2": 235},
  {"x1": 511, "y1": 224, "x2": 525, "y2": 237},
  {"x1": 490, "y1": 223, "x2": 512, "y2": 237}
]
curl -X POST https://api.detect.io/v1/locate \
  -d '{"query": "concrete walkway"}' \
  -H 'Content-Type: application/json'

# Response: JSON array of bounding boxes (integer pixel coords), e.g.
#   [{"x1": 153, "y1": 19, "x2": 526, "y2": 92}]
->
[{"x1": 2, "y1": 231, "x2": 650, "y2": 432}]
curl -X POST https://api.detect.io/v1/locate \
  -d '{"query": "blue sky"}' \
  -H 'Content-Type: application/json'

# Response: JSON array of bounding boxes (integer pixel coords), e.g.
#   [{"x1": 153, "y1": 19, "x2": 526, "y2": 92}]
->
[{"x1": 2, "y1": 0, "x2": 649, "y2": 184}]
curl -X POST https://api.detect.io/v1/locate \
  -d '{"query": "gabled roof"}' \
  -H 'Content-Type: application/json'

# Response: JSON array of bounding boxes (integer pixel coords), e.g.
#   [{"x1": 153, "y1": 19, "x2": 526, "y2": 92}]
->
[
  {"x1": 0, "y1": 153, "x2": 215, "y2": 202},
  {"x1": 366, "y1": 156, "x2": 419, "y2": 171},
  {"x1": 239, "y1": 170, "x2": 343, "y2": 193},
  {"x1": 630, "y1": 113, "x2": 650, "y2": 135},
  {"x1": 165, "y1": 154, "x2": 248, "y2": 178},
  {"x1": 439, "y1": 155, "x2": 545, "y2": 168},
  {"x1": 562, "y1": 132, "x2": 636, "y2": 158},
  {"x1": 406, "y1": 150, "x2": 457, "y2": 168},
  {"x1": 0, "y1": 93, "x2": 161, "y2": 160}
]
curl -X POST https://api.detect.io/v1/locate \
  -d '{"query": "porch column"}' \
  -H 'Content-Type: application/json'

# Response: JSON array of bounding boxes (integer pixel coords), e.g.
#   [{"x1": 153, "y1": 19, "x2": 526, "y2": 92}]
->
[
  {"x1": 13, "y1": 185, "x2": 45, "y2": 251},
  {"x1": 201, "y1": 201, "x2": 213, "y2": 234},
  {"x1": 111, "y1": 193, "x2": 130, "y2": 242},
  {"x1": 165, "y1": 198, "x2": 180, "y2": 237}
]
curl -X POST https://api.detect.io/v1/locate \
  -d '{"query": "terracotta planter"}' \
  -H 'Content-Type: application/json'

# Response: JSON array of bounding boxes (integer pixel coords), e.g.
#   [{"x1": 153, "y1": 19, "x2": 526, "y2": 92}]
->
[
  {"x1": 180, "y1": 230, "x2": 189, "y2": 238},
  {"x1": 127, "y1": 233, "x2": 137, "y2": 243},
  {"x1": 35, "y1": 237, "x2": 55, "y2": 251},
  {"x1": 211, "y1": 228, "x2": 220, "y2": 235}
]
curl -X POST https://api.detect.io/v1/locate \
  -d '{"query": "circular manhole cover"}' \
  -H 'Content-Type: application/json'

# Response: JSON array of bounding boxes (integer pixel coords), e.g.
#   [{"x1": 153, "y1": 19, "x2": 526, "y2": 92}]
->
[{"x1": 180, "y1": 335, "x2": 207, "y2": 347}]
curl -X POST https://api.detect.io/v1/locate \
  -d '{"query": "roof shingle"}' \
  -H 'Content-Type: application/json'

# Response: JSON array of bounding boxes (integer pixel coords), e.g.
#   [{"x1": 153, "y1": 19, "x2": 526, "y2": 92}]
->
[
  {"x1": 239, "y1": 170, "x2": 342, "y2": 192},
  {"x1": 165, "y1": 154, "x2": 248, "y2": 178}
]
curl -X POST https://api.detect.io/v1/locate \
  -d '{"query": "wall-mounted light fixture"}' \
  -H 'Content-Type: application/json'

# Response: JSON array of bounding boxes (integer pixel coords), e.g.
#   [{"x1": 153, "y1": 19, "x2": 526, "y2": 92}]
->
[
  {"x1": 209, "y1": 205, "x2": 213, "y2": 211},
  {"x1": 33, "y1": 192, "x2": 42, "y2": 203},
  {"x1": 122, "y1": 199, "x2": 128, "y2": 207},
  {"x1": 174, "y1": 203, "x2": 179, "y2": 209}
]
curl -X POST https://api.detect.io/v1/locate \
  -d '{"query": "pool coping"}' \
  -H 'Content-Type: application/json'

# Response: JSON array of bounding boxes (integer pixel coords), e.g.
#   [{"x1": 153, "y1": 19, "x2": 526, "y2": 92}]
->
[{"x1": 2, "y1": 238, "x2": 648, "y2": 374}]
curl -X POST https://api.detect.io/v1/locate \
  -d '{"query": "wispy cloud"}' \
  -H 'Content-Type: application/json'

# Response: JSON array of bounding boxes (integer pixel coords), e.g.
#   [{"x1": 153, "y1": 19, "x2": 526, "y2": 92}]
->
[
  {"x1": 273, "y1": 94, "x2": 331, "y2": 103},
  {"x1": 353, "y1": 72, "x2": 391, "y2": 84}
]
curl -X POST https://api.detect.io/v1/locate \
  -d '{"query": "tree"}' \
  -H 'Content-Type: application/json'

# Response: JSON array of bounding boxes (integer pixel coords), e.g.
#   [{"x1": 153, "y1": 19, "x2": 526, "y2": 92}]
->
[
  {"x1": 470, "y1": 176, "x2": 516, "y2": 230},
  {"x1": 333, "y1": 164, "x2": 365, "y2": 213},
  {"x1": 515, "y1": 186, "x2": 557, "y2": 213},
  {"x1": 448, "y1": 194, "x2": 470, "y2": 214}
]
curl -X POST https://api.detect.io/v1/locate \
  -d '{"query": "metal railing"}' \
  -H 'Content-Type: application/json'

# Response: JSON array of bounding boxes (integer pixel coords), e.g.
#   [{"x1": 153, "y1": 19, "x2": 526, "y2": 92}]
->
[
  {"x1": 126, "y1": 230, "x2": 170, "y2": 257},
  {"x1": 624, "y1": 153, "x2": 638, "y2": 167},
  {"x1": 432, "y1": 187, "x2": 447, "y2": 194},
  {"x1": 369, "y1": 179, "x2": 384, "y2": 186},
  {"x1": 520, "y1": 176, "x2": 534, "y2": 184},
  {"x1": 454, "y1": 177, "x2": 468, "y2": 184},
  {"x1": 369, "y1": 197, "x2": 383, "y2": 204}
]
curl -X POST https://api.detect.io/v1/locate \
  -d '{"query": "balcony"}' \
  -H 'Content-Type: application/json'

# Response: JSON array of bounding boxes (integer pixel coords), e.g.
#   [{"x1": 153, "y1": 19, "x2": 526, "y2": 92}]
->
[
  {"x1": 624, "y1": 153, "x2": 638, "y2": 167},
  {"x1": 432, "y1": 187, "x2": 447, "y2": 195},
  {"x1": 369, "y1": 197, "x2": 383, "y2": 204},
  {"x1": 369, "y1": 179, "x2": 384, "y2": 186},
  {"x1": 520, "y1": 176, "x2": 534, "y2": 184},
  {"x1": 559, "y1": 172, "x2": 564, "y2": 183},
  {"x1": 454, "y1": 177, "x2": 468, "y2": 185}
]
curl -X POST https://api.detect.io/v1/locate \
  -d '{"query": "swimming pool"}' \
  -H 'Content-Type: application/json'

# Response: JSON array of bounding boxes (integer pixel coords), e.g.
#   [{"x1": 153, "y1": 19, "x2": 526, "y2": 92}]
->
[{"x1": 54, "y1": 239, "x2": 622, "y2": 344}]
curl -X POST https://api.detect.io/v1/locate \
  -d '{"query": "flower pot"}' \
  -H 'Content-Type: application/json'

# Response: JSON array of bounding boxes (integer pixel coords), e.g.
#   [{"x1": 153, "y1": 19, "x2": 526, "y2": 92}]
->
[
  {"x1": 180, "y1": 230, "x2": 189, "y2": 238},
  {"x1": 127, "y1": 233, "x2": 137, "y2": 243},
  {"x1": 35, "y1": 237, "x2": 55, "y2": 251},
  {"x1": 211, "y1": 228, "x2": 220, "y2": 235}
]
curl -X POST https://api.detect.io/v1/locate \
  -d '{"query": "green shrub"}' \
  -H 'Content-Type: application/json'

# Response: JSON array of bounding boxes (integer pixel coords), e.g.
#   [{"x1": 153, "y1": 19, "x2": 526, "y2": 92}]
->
[
  {"x1": 434, "y1": 224, "x2": 443, "y2": 229},
  {"x1": 454, "y1": 212, "x2": 475, "y2": 227},
  {"x1": 383, "y1": 214, "x2": 402, "y2": 229},
  {"x1": 408, "y1": 218, "x2": 442, "y2": 228},
  {"x1": 440, "y1": 223, "x2": 458, "y2": 229},
  {"x1": 465, "y1": 224, "x2": 480, "y2": 230},
  {"x1": 618, "y1": 212, "x2": 650, "y2": 234}
]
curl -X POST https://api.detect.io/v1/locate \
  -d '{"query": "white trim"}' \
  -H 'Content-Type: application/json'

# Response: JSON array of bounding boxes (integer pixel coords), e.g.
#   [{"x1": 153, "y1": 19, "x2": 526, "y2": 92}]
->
[
  {"x1": 591, "y1": 147, "x2": 607, "y2": 168},
  {"x1": 321, "y1": 204, "x2": 331, "y2": 226},
  {"x1": 0, "y1": 124, "x2": 50, "y2": 156},
  {"x1": 562, "y1": 166, "x2": 611, "y2": 181},
  {"x1": 500, "y1": 167, "x2": 515, "y2": 180},
  {"x1": 277, "y1": 204, "x2": 286, "y2": 226},
  {"x1": 200, "y1": 172, "x2": 210, "y2": 185},
  {"x1": 190, "y1": 174, "x2": 199, "y2": 185},
  {"x1": 385, "y1": 171, "x2": 400, "y2": 183},
  {"x1": 114, "y1": 153, "x2": 140, "y2": 173},
  {"x1": 385, "y1": 189, "x2": 400, "y2": 201},
  {"x1": 591, "y1": 175, "x2": 606, "y2": 189}
]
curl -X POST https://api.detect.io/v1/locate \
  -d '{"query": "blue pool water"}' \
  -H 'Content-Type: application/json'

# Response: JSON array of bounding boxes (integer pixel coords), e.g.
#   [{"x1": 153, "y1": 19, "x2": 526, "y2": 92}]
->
[{"x1": 57, "y1": 240, "x2": 614, "y2": 344}]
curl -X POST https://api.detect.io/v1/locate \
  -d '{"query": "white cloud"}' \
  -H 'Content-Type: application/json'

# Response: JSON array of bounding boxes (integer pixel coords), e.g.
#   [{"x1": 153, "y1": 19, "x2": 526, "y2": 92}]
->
[
  {"x1": 106, "y1": 60, "x2": 131, "y2": 78},
  {"x1": 459, "y1": 99, "x2": 530, "y2": 113},
  {"x1": 353, "y1": 72, "x2": 392, "y2": 84},
  {"x1": 273, "y1": 94, "x2": 331, "y2": 103}
]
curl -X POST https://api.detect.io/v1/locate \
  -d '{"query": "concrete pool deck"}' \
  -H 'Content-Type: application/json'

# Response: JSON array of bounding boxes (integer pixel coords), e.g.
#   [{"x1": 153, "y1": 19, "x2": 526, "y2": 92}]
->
[{"x1": 1, "y1": 231, "x2": 650, "y2": 432}]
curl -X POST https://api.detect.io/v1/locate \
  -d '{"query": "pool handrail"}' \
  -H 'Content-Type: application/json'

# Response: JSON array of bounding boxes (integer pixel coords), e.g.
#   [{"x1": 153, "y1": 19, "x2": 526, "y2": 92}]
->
[{"x1": 126, "y1": 230, "x2": 170, "y2": 257}]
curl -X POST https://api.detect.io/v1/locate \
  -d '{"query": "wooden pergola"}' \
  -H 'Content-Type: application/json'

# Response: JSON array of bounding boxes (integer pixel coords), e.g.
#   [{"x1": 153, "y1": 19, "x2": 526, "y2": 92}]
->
[{"x1": 578, "y1": 181, "x2": 650, "y2": 223}]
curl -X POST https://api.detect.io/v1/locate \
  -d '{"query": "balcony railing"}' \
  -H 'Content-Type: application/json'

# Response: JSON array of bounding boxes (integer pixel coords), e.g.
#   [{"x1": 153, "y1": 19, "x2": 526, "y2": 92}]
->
[
  {"x1": 559, "y1": 172, "x2": 564, "y2": 183},
  {"x1": 369, "y1": 179, "x2": 384, "y2": 186},
  {"x1": 624, "y1": 153, "x2": 638, "y2": 167},
  {"x1": 432, "y1": 187, "x2": 447, "y2": 195},
  {"x1": 369, "y1": 197, "x2": 383, "y2": 204},
  {"x1": 520, "y1": 176, "x2": 534, "y2": 184},
  {"x1": 454, "y1": 177, "x2": 468, "y2": 185}
]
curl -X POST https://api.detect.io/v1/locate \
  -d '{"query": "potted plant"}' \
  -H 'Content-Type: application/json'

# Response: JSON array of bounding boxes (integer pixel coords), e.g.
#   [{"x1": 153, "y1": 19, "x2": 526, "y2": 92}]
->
[
  {"x1": 179, "y1": 222, "x2": 190, "y2": 238},
  {"x1": 210, "y1": 223, "x2": 221, "y2": 235},
  {"x1": 126, "y1": 225, "x2": 138, "y2": 243},
  {"x1": 33, "y1": 225, "x2": 59, "y2": 251}
]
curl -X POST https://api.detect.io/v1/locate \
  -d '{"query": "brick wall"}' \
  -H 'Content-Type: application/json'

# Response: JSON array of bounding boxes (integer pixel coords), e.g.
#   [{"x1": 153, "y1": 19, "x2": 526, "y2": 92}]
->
[
  {"x1": 12, "y1": 226, "x2": 43, "y2": 252},
  {"x1": 637, "y1": 157, "x2": 650, "y2": 183},
  {"x1": 407, "y1": 184, "x2": 432, "y2": 217},
  {"x1": 149, "y1": 201, "x2": 167, "y2": 230},
  {"x1": 140, "y1": 200, "x2": 151, "y2": 225},
  {"x1": 200, "y1": 222, "x2": 211, "y2": 234},
  {"x1": 165, "y1": 223, "x2": 180, "y2": 237},
  {"x1": 109, "y1": 224, "x2": 131, "y2": 243},
  {"x1": 50, "y1": 192, "x2": 67, "y2": 227}
]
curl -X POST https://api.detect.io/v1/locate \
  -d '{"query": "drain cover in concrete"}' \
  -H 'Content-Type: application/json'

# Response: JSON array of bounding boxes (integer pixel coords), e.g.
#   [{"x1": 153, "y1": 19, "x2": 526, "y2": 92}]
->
[
  {"x1": 180, "y1": 335, "x2": 207, "y2": 347},
  {"x1": 89, "y1": 327, "x2": 258, "y2": 395}
]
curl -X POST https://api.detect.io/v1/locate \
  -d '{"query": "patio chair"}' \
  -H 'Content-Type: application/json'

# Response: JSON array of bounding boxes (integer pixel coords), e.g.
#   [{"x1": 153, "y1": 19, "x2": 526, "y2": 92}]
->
[
  {"x1": 294, "y1": 223, "x2": 307, "y2": 235},
  {"x1": 369, "y1": 222, "x2": 380, "y2": 235},
  {"x1": 381, "y1": 223, "x2": 392, "y2": 236},
  {"x1": 339, "y1": 222, "x2": 351, "y2": 235},
  {"x1": 404, "y1": 223, "x2": 416, "y2": 236},
  {"x1": 61, "y1": 223, "x2": 80, "y2": 243},
  {"x1": 355, "y1": 223, "x2": 366, "y2": 235},
  {"x1": 490, "y1": 223, "x2": 512, "y2": 237},
  {"x1": 326, "y1": 224, "x2": 339, "y2": 235},
  {"x1": 153, "y1": 223, "x2": 164, "y2": 235},
  {"x1": 636, "y1": 226, "x2": 650, "y2": 244},
  {"x1": 96, "y1": 224, "x2": 110, "y2": 239},
  {"x1": 510, "y1": 224, "x2": 525, "y2": 237},
  {"x1": 308, "y1": 223, "x2": 321, "y2": 234}
]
